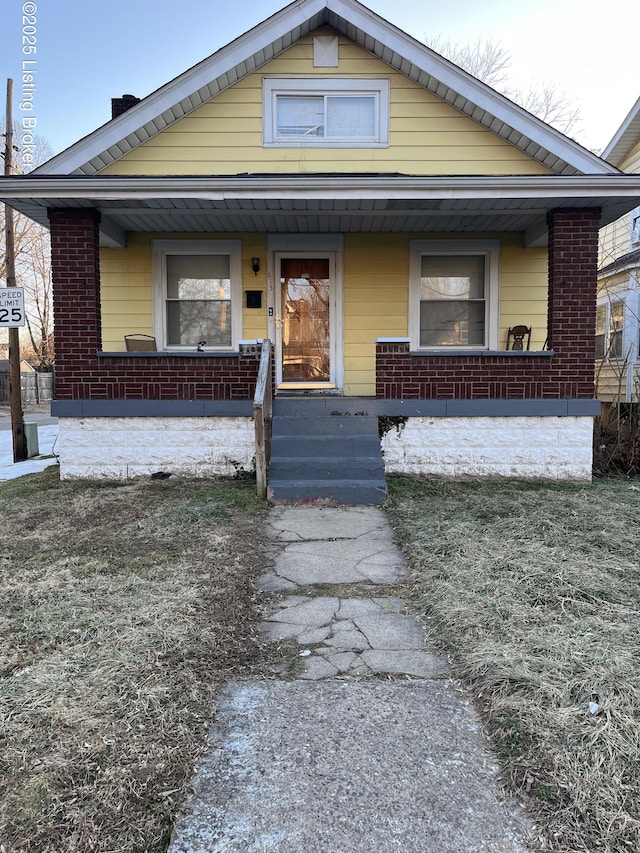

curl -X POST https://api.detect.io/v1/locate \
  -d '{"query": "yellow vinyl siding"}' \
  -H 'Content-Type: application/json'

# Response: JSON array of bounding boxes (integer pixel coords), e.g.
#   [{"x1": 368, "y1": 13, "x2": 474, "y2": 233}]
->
[
  {"x1": 499, "y1": 236, "x2": 548, "y2": 351},
  {"x1": 101, "y1": 33, "x2": 552, "y2": 178},
  {"x1": 595, "y1": 269, "x2": 640, "y2": 403},
  {"x1": 599, "y1": 213, "x2": 632, "y2": 268},
  {"x1": 241, "y1": 234, "x2": 268, "y2": 342},
  {"x1": 619, "y1": 138, "x2": 640, "y2": 174},
  {"x1": 598, "y1": 270, "x2": 634, "y2": 299},
  {"x1": 599, "y1": 136, "x2": 640, "y2": 268},
  {"x1": 101, "y1": 231, "x2": 549, "y2": 395},
  {"x1": 596, "y1": 362, "x2": 634, "y2": 403},
  {"x1": 343, "y1": 234, "x2": 409, "y2": 394},
  {"x1": 101, "y1": 236, "x2": 153, "y2": 347},
  {"x1": 100, "y1": 234, "x2": 268, "y2": 351},
  {"x1": 342, "y1": 233, "x2": 547, "y2": 395}
]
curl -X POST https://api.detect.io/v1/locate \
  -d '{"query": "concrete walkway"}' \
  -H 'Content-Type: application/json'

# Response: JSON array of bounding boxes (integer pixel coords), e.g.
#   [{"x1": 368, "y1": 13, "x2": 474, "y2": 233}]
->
[
  {"x1": 0, "y1": 416, "x2": 59, "y2": 481},
  {"x1": 169, "y1": 506, "x2": 532, "y2": 852}
]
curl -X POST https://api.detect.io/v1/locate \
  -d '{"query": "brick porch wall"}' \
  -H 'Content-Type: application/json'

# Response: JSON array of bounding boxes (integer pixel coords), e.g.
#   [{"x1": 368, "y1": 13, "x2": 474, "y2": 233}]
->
[
  {"x1": 88, "y1": 351, "x2": 262, "y2": 401},
  {"x1": 49, "y1": 208, "x2": 261, "y2": 401},
  {"x1": 376, "y1": 208, "x2": 600, "y2": 400}
]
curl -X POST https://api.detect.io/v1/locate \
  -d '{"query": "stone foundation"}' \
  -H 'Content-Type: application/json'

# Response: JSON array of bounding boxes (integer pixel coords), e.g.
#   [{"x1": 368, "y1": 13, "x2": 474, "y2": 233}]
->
[
  {"x1": 57, "y1": 416, "x2": 255, "y2": 480},
  {"x1": 381, "y1": 416, "x2": 594, "y2": 481}
]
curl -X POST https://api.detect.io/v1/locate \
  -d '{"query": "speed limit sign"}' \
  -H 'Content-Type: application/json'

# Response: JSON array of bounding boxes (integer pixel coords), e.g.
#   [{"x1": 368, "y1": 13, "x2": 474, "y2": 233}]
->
[{"x1": 0, "y1": 288, "x2": 26, "y2": 327}]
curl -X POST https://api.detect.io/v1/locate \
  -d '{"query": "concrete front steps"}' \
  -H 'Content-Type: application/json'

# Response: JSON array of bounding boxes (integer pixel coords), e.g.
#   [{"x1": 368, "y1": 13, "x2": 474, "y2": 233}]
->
[{"x1": 267, "y1": 399, "x2": 388, "y2": 505}]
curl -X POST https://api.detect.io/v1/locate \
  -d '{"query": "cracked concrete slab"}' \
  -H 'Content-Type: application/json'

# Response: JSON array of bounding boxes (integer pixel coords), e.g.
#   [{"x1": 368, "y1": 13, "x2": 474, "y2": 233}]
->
[
  {"x1": 325, "y1": 624, "x2": 370, "y2": 651},
  {"x1": 257, "y1": 620, "x2": 303, "y2": 641},
  {"x1": 274, "y1": 538, "x2": 408, "y2": 586},
  {"x1": 171, "y1": 504, "x2": 530, "y2": 852},
  {"x1": 255, "y1": 571, "x2": 297, "y2": 591},
  {"x1": 258, "y1": 595, "x2": 449, "y2": 679},
  {"x1": 168, "y1": 681, "x2": 531, "y2": 853},
  {"x1": 354, "y1": 613, "x2": 426, "y2": 650},
  {"x1": 265, "y1": 596, "x2": 339, "y2": 626},
  {"x1": 337, "y1": 597, "x2": 405, "y2": 618},
  {"x1": 296, "y1": 626, "x2": 332, "y2": 644},
  {"x1": 361, "y1": 649, "x2": 449, "y2": 679},
  {"x1": 326, "y1": 651, "x2": 358, "y2": 671},
  {"x1": 268, "y1": 505, "x2": 393, "y2": 542},
  {"x1": 297, "y1": 657, "x2": 339, "y2": 680}
]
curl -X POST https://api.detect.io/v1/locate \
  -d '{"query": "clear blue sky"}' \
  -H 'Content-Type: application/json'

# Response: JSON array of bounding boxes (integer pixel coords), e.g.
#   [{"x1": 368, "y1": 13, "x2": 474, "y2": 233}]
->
[{"x1": 1, "y1": 0, "x2": 638, "y2": 158}]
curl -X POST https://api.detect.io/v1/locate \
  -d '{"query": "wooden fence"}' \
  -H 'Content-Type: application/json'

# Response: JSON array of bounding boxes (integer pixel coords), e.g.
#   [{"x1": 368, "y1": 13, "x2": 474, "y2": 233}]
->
[{"x1": 0, "y1": 371, "x2": 55, "y2": 404}]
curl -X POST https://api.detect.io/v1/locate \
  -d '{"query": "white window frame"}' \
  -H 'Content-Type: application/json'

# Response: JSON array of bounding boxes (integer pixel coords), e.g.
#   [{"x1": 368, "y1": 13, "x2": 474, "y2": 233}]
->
[
  {"x1": 409, "y1": 240, "x2": 500, "y2": 351},
  {"x1": 151, "y1": 239, "x2": 242, "y2": 351},
  {"x1": 608, "y1": 297, "x2": 625, "y2": 360},
  {"x1": 595, "y1": 303, "x2": 607, "y2": 360},
  {"x1": 595, "y1": 292, "x2": 640, "y2": 362},
  {"x1": 630, "y1": 205, "x2": 640, "y2": 248},
  {"x1": 263, "y1": 78, "x2": 390, "y2": 148}
]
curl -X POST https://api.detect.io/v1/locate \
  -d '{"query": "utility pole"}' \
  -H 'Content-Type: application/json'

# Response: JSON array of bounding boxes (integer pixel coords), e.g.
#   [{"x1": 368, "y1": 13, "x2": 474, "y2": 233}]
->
[{"x1": 4, "y1": 79, "x2": 27, "y2": 462}]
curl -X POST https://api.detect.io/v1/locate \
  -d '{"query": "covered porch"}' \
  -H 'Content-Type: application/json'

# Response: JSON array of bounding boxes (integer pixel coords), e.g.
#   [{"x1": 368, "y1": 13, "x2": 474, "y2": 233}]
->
[{"x1": 3, "y1": 173, "x2": 640, "y2": 483}]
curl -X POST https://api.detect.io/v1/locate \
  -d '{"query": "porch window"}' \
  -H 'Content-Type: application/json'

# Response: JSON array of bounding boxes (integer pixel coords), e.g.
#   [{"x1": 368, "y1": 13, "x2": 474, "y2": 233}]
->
[
  {"x1": 263, "y1": 78, "x2": 389, "y2": 147},
  {"x1": 152, "y1": 240, "x2": 242, "y2": 350},
  {"x1": 166, "y1": 255, "x2": 232, "y2": 346},
  {"x1": 410, "y1": 240, "x2": 500, "y2": 350}
]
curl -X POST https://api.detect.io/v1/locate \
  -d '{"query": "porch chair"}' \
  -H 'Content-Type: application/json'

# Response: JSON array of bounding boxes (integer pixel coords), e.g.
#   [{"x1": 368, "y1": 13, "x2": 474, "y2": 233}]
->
[
  {"x1": 506, "y1": 325, "x2": 531, "y2": 351},
  {"x1": 125, "y1": 334, "x2": 157, "y2": 352}
]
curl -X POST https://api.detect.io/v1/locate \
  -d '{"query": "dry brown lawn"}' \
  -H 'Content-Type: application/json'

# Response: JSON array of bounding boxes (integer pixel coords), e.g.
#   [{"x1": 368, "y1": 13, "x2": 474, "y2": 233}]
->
[
  {"x1": 387, "y1": 476, "x2": 640, "y2": 853},
  {"x1": 0, "y1": 469, "x2": 269, "y2": 853},
  {"x1": 2, "y1": 469, "x2": 639, "y2": 852}
]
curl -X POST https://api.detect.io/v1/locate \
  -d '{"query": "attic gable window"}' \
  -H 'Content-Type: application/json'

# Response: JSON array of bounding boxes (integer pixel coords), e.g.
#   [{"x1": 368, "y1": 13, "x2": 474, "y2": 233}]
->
[{"x1": 263, "y1": 78, "x2": 389, "y2": 147}]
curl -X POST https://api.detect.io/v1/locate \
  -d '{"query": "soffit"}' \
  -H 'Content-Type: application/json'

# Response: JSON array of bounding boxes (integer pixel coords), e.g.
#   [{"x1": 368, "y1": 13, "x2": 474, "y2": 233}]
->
[{"x1": 4, "y1": 174, "x2": 640, "y2": 249}]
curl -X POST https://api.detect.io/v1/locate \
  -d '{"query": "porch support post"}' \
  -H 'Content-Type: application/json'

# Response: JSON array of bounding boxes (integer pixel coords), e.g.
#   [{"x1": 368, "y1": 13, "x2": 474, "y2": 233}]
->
[
  {"x1": 48, "y1": 208, "x2": 102, "y2": 399},
  {"x1": 547, "y1": 207, "x2": 601, "y2": 398}
]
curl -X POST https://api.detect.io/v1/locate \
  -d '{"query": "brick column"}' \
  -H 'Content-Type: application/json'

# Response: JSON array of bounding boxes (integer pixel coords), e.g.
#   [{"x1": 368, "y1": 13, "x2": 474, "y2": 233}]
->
[
  {"x1": 49, "y1": 208, "x2": 101, "y2": 399},
  {"x1": 547, "y1": 208, "x2": 601, "y2": 397}
]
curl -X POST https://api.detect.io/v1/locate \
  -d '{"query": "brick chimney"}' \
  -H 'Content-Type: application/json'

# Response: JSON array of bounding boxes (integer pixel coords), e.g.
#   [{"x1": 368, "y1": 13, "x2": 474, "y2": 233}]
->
[{"x1": 111, "y1": 94, "x2": 141, "y2": 119}]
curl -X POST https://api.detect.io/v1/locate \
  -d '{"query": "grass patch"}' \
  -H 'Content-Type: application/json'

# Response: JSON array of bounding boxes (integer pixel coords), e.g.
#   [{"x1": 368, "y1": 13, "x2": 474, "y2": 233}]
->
[
  {"x1": 0, "y1": 469, "x2": 270, "y2": 852},
  {"x1": 386, "y1": 476, "x2": 640, "y2": 852}
]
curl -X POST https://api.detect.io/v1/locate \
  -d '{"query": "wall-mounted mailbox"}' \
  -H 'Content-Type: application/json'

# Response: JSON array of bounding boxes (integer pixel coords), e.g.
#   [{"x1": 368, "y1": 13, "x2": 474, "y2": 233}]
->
[{"x1": 246, "y1": 290, "x2": 262, "y2": 309}]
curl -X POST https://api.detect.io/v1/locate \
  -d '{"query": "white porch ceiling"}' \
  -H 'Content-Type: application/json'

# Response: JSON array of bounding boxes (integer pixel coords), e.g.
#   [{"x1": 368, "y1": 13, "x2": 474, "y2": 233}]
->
[{"x1": 3, "y1": 174, "x2": 640, "y2": 249}]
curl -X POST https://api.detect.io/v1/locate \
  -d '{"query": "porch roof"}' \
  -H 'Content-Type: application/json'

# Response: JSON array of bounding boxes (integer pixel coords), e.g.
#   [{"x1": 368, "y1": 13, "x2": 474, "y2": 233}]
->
[
  {"x1": 598, "y1": 247, "x2": 640, "y2": 278},
  {"x1": 2, "y1": 173, "x2": 640, "y2": 249}
]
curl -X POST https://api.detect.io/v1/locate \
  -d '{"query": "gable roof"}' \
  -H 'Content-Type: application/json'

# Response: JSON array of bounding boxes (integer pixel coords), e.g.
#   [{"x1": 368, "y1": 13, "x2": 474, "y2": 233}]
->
[
  {"x1": 603, "y1": 95, "x2": 640, "y2": 169},
  {"x1": 38, "y1": 0, "x2": 616, "y2": 178}
]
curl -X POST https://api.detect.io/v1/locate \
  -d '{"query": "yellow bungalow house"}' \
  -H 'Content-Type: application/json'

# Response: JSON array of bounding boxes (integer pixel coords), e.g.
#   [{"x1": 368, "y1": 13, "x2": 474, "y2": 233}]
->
[
  {"x1": 597, "y1": 96, "x2": 640, "y2": 404},
  {"x1": 2, "y1": 0, "x2": 640, "y2": 498}
]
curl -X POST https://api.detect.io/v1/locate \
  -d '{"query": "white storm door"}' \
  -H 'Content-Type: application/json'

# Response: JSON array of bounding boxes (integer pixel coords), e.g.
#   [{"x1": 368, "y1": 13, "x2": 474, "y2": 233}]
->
[{"x1": 275, "y1": 252, "x2": 339, "y2": 388}]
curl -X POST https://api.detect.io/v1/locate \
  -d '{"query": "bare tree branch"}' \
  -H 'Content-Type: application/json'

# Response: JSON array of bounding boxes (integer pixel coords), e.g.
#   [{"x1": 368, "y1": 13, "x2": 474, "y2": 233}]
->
[
  {"x1": 1, "y1": 121, "x2": 54, "y2": 369},
  {"x1": 427, "y1": 35, "x2": 512, "y2": 90},
  {"x1": 425, "y1": 35, "x2": 582, "y2": 137}
]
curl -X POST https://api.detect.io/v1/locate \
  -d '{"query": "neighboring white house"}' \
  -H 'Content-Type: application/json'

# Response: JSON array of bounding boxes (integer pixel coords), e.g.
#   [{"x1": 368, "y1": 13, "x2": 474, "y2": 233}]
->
[{"x1": 598, "y1": 97, "x2": 640, "y2": 403}]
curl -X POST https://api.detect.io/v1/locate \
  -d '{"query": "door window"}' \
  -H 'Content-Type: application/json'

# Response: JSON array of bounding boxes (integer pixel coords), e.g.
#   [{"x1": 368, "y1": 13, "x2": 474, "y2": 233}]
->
[{"x1": 280, "y1": 258, "x2": 331, "y2": 383}]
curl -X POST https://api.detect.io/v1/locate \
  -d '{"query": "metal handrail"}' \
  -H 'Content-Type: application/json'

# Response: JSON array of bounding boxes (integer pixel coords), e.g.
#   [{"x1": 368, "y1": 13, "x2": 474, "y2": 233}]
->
[{"x1": 253, "y1": 339, "x2": 273, "y2": 499}]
